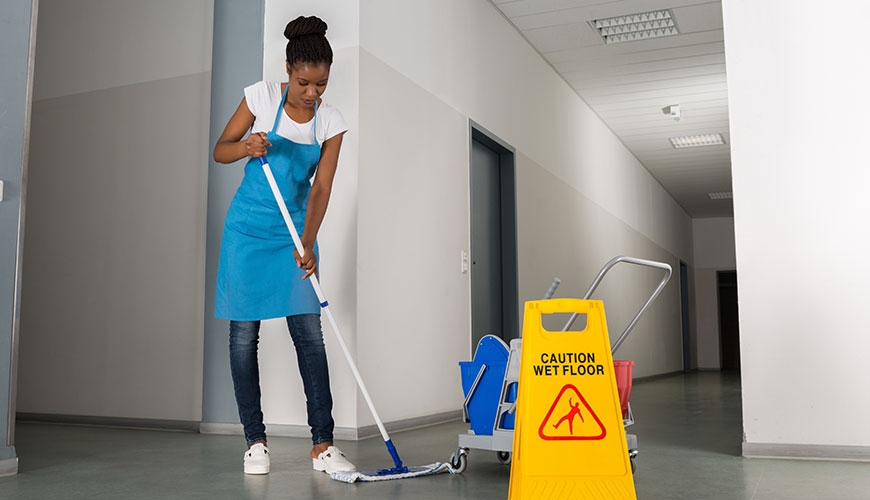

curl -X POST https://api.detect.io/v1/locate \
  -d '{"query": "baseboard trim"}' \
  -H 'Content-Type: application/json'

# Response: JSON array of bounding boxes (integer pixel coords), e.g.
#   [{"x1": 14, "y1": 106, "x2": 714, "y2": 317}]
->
[
  {"x1": 16, "y1": 410, "x2": 461, "y2": 442},
  {"x1": 16, "y1": 413, "x2": 200, "y2": 433},
  {"x1": 199, "y1": 422, "x2": 374, "y2": 441},
  {"x1": 197, "y1": 422, "x2": 243, "y2": 436},
  {"x1": 354, "y1": 410, "x2": 462, "y2": 440},
  {"x1": 632, "y1": 370, "x2": 685, "y2": 384},
  {"x1": 201, "y1": 410, "x2": 462, "y2": 442},
  {"x1": 743, "y1": 442, "x2": 870, "y2": 462},
  {"x1": 0, "y1": 456, "x2": 18, "y2": 477}
]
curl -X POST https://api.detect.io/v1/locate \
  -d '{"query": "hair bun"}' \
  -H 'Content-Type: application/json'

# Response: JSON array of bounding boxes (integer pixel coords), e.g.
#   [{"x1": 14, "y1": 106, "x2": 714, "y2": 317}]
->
[{"x1": 284, "y1": 16, "x2": 328, "y2": 40}]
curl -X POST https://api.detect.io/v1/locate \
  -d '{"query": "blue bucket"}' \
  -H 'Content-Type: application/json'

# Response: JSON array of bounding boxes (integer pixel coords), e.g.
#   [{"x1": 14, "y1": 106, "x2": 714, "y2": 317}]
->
[{"x1": 459, "y1": 335, "x2": 510, "y2": 435}]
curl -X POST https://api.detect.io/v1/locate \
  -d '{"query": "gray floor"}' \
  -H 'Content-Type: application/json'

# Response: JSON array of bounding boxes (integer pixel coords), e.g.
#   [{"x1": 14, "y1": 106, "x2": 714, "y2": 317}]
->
[{"x1": 2, "y1": 372, "x2": 869, "y2": 499}]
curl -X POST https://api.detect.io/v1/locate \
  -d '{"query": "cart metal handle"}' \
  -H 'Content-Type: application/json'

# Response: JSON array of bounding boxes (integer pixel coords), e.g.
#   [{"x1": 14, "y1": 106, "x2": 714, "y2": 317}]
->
[
  {"x1": 562, "y1": 256, "x2": 672, "y2": 354},
  {"x1": 543, "y1": 278, "x2": 561, "y2": 300},
  {"x1": 461, "y1": 364, "x2": 487, "y2": 423}
]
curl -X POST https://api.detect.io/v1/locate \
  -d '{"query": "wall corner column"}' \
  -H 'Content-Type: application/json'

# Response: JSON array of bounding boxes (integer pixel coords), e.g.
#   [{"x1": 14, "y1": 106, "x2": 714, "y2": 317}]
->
[{"x1": 0, "y1": 0, "x2": 38, "y2": 477}]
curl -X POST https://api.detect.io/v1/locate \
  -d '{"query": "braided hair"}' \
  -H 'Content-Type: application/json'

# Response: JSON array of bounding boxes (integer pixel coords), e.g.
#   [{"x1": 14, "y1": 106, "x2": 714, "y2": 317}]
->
[{"x1": 284, "y1": 16, "x2": 333, "y2": 68}]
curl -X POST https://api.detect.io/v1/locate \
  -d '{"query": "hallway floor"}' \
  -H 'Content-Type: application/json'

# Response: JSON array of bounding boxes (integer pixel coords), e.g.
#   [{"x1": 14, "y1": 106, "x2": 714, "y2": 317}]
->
[{"x1": 2, "y1": 372, "x2": 869, "y2": 499}]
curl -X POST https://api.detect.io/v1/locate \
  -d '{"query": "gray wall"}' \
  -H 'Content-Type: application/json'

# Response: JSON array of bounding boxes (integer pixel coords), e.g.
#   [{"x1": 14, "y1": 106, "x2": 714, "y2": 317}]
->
[
  {"x1": 0, "y1": 0, "x2": 36, "y2": 476},
  {"x1": 200, "y1": 0, "x2": 264, "y2": 426},
  {"x1": 692, "y1": 217, "x2": 736, "y2": 369},
  {"x1": 16, "y1": 0, "x2": 212, "y2": 423},
  {"x1": 356, "y1": 0, "x2": 693, "y2": 419}
]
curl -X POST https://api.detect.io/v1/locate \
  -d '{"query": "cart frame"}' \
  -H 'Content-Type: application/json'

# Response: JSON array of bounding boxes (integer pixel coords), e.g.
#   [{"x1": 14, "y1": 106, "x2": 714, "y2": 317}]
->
[{"x1": 451, "y1": 255, "x2": 672, "y2": 473}]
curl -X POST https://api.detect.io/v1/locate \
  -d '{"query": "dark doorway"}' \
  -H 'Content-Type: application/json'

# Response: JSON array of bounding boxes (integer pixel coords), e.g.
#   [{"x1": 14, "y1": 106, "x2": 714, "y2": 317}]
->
[{"x1": 718, "y1": 270, "x2": 740, "y2": 371}]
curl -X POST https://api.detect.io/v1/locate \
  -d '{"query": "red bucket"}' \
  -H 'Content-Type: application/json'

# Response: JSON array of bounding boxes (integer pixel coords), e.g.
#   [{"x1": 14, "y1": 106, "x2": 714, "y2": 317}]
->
[{"x1": 613, "y1": 360, "x2": 634, "y2": 418}]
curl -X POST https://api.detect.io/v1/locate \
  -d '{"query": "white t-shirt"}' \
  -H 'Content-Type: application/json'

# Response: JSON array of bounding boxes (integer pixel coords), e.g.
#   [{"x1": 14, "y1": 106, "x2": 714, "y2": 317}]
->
[{"x1": 244, "y1": 80, "x2": 347, "y2": 145}]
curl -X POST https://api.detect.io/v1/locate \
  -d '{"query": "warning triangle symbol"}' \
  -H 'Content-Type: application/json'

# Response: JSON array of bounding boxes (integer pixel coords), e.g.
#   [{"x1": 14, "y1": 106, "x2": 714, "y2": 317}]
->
[{"x1": 538, "y1": 384, "x2": 607, "y2": 441}]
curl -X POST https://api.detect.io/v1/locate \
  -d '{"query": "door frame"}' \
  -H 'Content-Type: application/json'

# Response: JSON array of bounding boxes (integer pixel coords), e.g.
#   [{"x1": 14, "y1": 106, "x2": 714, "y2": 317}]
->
[
  {"x1": 679, "y1": 261, "x2": 691, "y2": 371},
  {"x1": 468, "y1": 120, "x2": 518, "y2": 343},
  {"x1": 1, "y1": 0, "x2": 37, "y2": 476}
]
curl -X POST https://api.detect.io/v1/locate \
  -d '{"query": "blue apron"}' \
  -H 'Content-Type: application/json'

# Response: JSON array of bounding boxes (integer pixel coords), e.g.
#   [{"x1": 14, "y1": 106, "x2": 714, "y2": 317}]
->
[{"x1": 215, "y1": 85, "x2": 322, "y2": 320}]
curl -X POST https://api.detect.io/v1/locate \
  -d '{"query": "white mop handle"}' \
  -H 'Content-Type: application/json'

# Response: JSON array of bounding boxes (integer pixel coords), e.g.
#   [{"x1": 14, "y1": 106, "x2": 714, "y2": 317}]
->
[{"x1": 259, "y1": 158, "x2": 391, "y2": 443}]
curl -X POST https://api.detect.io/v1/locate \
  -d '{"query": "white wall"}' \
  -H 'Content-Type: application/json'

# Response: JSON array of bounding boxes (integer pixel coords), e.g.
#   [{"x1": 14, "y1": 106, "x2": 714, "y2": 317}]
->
[
  {"x1": 252, "y1": 1, "x2": 362, "y2": 432},
  {"x1": 723, "y1": 0, "x2": 870, "y2": 456},
  {"x1": 354, "y1": 0, "x2": 692, "y2": 426},
  {"x1": 356, "y1": 52, "x2": 473, "y2": 424},
  {"x1": 249, "y1": 0, "x2": 693, "y2": 432},
  {"x1": 18, "y1": 0, "x2": 212, "y2": 422},
  {"x1": 359, "y1": 0, "x2": 692, "y2": 260},
  {"x1": 17, "y1": 0, "x2": 695, "y2": 435},
  {"x1": 693, "y1": 217, "x2": 736, "y2": 369}
]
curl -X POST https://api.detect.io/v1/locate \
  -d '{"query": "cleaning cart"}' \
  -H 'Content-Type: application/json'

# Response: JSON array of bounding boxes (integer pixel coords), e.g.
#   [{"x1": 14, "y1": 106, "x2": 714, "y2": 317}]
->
[{"x1": 450, "y1": 256, "x2": 672, "y2": 474}]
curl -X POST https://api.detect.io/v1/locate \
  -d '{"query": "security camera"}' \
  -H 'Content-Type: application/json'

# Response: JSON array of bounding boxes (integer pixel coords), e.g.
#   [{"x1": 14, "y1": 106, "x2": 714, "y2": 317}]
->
[{"x1": 662, "y1": 104, "x2": 681, "y2": 121}]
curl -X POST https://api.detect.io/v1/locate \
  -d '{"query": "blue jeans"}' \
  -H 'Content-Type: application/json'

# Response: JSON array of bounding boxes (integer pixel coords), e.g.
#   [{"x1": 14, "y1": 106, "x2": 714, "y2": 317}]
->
[{"x1": 229, "y1": 315, "x2": 335, "y2": 446}]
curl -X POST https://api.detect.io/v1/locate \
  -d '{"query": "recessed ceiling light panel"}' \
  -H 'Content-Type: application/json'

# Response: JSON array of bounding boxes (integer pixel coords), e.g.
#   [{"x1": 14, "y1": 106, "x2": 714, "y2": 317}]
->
[
  {"x1": 669, "y1": 133, "x2": 726, "y2": 148},
  {"x1": 590, "y1": 10, "x2": 679, "y2": 44}
]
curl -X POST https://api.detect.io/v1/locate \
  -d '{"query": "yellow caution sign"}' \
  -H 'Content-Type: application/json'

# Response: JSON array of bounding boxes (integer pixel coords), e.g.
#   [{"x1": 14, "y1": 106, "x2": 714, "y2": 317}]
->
[{"x1": 509, "y1": 299, "x2": 636, "y2": 500}]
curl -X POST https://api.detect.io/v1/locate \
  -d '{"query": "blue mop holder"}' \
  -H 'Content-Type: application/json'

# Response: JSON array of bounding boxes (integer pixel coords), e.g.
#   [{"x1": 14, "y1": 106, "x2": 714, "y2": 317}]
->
[{"x1": 378, "y1": 440, "x2": 409, "y2": 474}]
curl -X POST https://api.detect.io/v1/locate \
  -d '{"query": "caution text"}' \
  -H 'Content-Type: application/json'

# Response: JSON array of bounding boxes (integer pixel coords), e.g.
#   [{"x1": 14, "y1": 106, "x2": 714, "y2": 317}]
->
[{"x1": 533, "y1": 351, "x2": 605, "y2": 377}]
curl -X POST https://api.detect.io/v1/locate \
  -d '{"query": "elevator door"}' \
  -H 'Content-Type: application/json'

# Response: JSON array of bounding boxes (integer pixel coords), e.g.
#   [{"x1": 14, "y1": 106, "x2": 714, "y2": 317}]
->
[{"x1": 470, "y1": 138, "x2": 503, "y2": 350}]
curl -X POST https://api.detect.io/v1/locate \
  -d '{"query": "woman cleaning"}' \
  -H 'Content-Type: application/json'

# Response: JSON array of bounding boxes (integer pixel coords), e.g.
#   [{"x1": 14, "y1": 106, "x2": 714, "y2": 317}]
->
[{"x1": 213, "y1": 15, "x2": 355, "y2": 476}]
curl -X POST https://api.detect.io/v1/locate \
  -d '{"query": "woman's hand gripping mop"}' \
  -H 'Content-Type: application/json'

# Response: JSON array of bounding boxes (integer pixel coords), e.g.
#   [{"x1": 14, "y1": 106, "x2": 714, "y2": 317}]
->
[{"x1": 259, "y1": 156, "x2": 454, "y2": 483}]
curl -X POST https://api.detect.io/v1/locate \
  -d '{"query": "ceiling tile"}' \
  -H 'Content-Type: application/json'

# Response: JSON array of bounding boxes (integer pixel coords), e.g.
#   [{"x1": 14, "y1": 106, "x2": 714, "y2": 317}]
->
[{"x1": 491, "y1": 0, "x2": 731, "y2": 217}]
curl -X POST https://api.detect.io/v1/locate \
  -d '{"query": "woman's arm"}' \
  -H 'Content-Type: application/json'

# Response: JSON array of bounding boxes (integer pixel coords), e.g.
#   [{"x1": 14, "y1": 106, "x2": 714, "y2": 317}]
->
[
  {"x1": 295, "y1": 131, "x2": 346, "y2": 278},
  {"x1": 213, "y1": 98, "x2": 272, "y2": 164}
]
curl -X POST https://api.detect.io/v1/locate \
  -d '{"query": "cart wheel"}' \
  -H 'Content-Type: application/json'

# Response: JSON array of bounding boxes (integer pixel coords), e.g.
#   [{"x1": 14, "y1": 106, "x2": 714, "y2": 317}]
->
[
  {"x1": 450, "y1": 449, "x2": 468, "y2": 473},
  {"x1": 630, "y1": 456, "x2": 637, "y2": 474},
  {"x1": 496, "y1": 451, "x2": 512, "y2": 465}
]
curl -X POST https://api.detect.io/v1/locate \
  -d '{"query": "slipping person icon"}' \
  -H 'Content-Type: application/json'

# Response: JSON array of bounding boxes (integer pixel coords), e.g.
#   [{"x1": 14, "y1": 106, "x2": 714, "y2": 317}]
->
[{"x1": 553, "y1": 398, "x2": 584, "y2": 435}]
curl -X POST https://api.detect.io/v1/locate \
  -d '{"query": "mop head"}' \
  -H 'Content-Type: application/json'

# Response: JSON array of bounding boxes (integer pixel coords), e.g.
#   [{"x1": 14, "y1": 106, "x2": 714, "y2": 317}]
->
[{"x1": 330, "y1": 462, "x2": 455, "y2": 483}]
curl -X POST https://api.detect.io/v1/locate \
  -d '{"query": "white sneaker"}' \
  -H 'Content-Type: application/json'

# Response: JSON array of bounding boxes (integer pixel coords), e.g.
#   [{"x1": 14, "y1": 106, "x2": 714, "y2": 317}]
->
[
  {"x1": 244, "y1": 443, "x2": 270, "y2": 474},
  {"x1": 312, "y1": 445, "x2": 356, "y2": 473}
]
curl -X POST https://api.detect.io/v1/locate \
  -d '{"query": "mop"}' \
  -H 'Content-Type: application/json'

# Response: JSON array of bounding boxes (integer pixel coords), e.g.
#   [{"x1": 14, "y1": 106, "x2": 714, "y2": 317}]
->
[{"x1": 258, "y1": 156, "x2": 454, "y2": 483}]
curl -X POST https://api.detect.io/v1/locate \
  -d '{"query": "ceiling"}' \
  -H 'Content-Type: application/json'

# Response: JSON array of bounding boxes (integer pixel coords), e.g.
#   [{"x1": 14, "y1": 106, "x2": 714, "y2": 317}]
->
[{"x1": 491, "y1": 0, "x2": 731, "y2": 218}]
